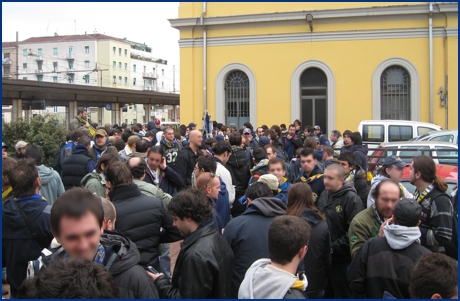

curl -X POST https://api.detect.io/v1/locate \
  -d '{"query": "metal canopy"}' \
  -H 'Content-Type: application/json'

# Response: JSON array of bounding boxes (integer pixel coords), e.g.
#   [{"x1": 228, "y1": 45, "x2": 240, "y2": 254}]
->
[{"x1": 2, "y1": 79, "x2": 179, "y2": 107}]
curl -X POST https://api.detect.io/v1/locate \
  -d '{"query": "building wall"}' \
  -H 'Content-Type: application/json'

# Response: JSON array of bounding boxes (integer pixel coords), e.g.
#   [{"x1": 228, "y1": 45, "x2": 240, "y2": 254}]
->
[
  {"x1": 174, "y1": 2, "x2": 458, "y2": 131},
  {"x1": 97, "y1": 40, "x2": 131, "y2": 88},
  {"x1": 2, "y1": 46, "x2": 16, "y2": 78}
]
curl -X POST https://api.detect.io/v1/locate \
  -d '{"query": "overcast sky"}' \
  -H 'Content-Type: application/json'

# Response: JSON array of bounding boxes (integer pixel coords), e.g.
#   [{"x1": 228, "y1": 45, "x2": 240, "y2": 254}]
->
[{"x1": 2, "y1": 2, "x2": 181, "y2": 90}]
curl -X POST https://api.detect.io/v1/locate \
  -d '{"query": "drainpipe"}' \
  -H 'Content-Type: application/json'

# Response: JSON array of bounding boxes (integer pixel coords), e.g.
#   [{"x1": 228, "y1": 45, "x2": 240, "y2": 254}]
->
[
  {"x1": 201, "y1": 2, "x2": 207, "y2": 113},
  {"x1": 429, "y1": 2, "x2": 434, "y2": 123}
]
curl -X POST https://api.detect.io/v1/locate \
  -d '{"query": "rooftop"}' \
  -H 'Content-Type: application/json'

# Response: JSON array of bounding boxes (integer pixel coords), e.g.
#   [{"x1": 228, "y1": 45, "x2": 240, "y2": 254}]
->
[{"x1": 20, "y1": 33, "x2": 129, "y2": 44}]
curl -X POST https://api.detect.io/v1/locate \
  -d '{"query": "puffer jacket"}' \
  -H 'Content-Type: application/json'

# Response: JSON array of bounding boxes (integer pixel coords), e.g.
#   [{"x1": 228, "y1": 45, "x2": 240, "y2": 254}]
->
[
  {"x1": 81, "y1": 171, "x2": 106, "y2": 198},
  {"x1": 109, "y1": 184, "x2": 182, "y2": 270},
  {"x1": 40, "y1": 230, "x2": 159, "y2": 299},
  {"x1": 154, "y1": 222, "x2": 234, "y2": 298},
  {"x1": 223, "y1": 197, "x2": 286, "y2": 298},
  {"x1": 317, "y1": 182, "x2": 364, "y2": 263},
  {"x1": 353, "y1": 145, "x2": 369, "y2": 172},
  {"x1": 298, "y1": 207, "x2": 331, "y2": 298},
  {"x1": 226, "y1": 146, "x2": 251, "y2": 199}
]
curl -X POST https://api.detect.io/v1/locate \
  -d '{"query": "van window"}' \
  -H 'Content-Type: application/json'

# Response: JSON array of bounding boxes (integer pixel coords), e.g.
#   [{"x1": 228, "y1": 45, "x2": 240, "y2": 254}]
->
[
  {"x1": 399, "y1": 146, "x2": 430, "y2": 163},
  {"x1": 435, "y1": 146, "x2": 458, "y2": 165},
  {"x1": 430, "y1": 135, "x2": 455, "y2": 143},
  {"x1": 389, "y1": 125, "x2": 413, "y2": 142},
  {"x1": 362, "y1": 125, "x2": 384, "y2": 143},
  {"x1": 418, "y1": 126, "x2": 436, "y2": 136}
]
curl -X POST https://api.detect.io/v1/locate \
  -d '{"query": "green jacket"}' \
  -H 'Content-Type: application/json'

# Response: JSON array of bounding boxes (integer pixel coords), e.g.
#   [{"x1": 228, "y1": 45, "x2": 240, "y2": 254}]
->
[
  {"x1": 348, "y1": 206, "x2": 382, "y2": 258},
  {"x1": 81, "y1": 171, "x2": 106, "y2": 198},
  {"x1": 133, "y1": 179, "x2": 172, "y2": 208}
]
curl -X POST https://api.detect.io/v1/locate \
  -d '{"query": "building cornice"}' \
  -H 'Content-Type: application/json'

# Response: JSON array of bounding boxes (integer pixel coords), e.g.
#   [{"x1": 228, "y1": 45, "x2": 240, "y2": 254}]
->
[
  {"x1": 169, "y1": 3, "x2": 458, "y2": 30},
  {"x1": 178, "y1": 27, "x2": 458, "y2": 48}
]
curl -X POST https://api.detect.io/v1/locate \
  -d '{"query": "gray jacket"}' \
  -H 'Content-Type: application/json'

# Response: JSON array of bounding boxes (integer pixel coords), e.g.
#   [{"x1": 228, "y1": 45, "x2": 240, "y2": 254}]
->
[{"x1": 134, "y1": 179, "x2": 172, "y2": 208}]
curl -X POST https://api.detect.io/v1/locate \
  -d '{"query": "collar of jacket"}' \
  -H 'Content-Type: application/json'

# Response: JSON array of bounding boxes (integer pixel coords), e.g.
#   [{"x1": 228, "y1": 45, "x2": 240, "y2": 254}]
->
[
  {"x1": 181, "y1": 222, "x2": 215, "y2": 251},
  {"x1": 213, "y1": 157, "x2": 224, "y2": 165},
  {"x1": 15, "y1": 194, "x2": 46, "y2": 203},
  {"x1": 109, "y1": 184, "x2": 142, "y2": 202}
]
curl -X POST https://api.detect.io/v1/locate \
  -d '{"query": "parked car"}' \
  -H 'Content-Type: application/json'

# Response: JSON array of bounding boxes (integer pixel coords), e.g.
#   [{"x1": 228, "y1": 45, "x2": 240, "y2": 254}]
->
[
  {"x1": 358, "y1": 120, "x2": 442, "y2": 152},
  {"x1": 400, "y1": 164, "x2": 458, "y2": 196},
  {"x1": 410, "y1": 129, "x2": 458, "y2": 144},
  {"x1": 368, "y1": 141, "x2": 458, "y2": 174}
]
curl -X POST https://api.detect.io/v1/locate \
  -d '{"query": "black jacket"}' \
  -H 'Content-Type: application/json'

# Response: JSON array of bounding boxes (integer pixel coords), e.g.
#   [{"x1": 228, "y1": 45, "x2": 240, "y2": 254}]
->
[
  {"x1": 173, "y1": 145, "x2": 201, "y2": 188},
  {"x1": 223, "y1": 197, "x2": 286, "y2": 298},
  {"x1": 347, "y1": 236, "x2": 431, "y2": 298},
  {"x1": 349, "y1": 165, "x2": 369, "y2": 208},
  {"x1": 154, "y1": 222, "x2": 234, "y2": 298},
  {"x1": 109, "y1": 184, "x2": 182, "y2": 270},
  {"x1": 294, "y1": 165, "x2": 326, "y2": 203},
  {"x1": 298, "y1": 208, "x2": 331, "y2": 298},
  {"x1": 353, "y1": 145, "x2": 369, "y2": 173},
  {"x1": 41, "y1": 230, "x2": 159, "y2": 299},
  {"x1": 226, "y1": 147, "x2": 251, "y2": 199},
  {"x1": 61, "y1": 145, "x2": 94, "y2": 190},
  {"x1": 144, "y1": 165, "x2": 185, "y2": 193},
  {"x1": 2, "y1": 195, "x2": 53, "y2": 297},
  {"x1": 317, "y1": 182, "x2": 364, "y2": 263}
]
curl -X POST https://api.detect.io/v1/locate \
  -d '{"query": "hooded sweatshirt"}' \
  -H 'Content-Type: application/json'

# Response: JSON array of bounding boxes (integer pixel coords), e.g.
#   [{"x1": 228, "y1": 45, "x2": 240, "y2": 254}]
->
[
  {"x1": 226, "y1": 146, "x2": 251, "y2": 198},
  {"x1": 353, "y1": 144, "x2": 369, "y2": 172},
  {"x1": 384, "y1": 223, "x2": 422, "y2": 250},
  {"x1": 367, "y1": 175, "x2": 413, "y2": 208},
  {"x1": 238, "y1": 258, "x2": 307, "y2": 299},
  {"x1": 223, "y1": 197, "x2": 286, "y2": 298},
  {"x1": 36, "y1": 165, "x2": 65, "y2": 205}
]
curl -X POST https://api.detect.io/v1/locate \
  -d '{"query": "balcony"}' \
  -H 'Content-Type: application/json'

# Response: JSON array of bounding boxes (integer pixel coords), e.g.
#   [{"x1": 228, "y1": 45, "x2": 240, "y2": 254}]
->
[
  {"x1": 35, "y1": 56, "x2": 43, "y2": 61},
  {"x1": 64, "y1": 54, "x2": 74, "y2": 60},
  {"x1": 2, "y1": 58, "x2": 11, "y2": 65},
  {"x1": 143, "y1": 86, "x2": 152, "y2": 91},
  {"x1": 66, "y1": 68, "x2": 75, "y2": 74},
  {"x1": 2, "y1": 73, "x2": 11, "y2": 78},
  {"x1": 35, "y1": 70, "x2": 44, "y2": 74},
  {"x1": 143, "y1": 72, "x2": 156, "y2": 79}
]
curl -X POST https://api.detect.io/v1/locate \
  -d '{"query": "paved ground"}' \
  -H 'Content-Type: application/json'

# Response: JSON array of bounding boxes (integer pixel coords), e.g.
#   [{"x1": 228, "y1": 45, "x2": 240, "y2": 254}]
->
[{"x1": 170, "y1": 241, "x2": 182, "y2": 276}]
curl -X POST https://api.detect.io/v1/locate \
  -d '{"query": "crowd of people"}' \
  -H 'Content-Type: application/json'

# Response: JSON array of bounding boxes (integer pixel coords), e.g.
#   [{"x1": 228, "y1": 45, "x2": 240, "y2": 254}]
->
[{"x1": 1, "y1": 107, "x2": 458, "y2": 299}]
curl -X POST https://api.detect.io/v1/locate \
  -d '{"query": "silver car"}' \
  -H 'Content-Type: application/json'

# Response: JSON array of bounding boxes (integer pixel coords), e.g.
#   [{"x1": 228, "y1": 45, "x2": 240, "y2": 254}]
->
[{"x1": 411, "y1": 129, "x2": 458, "y2": 144}]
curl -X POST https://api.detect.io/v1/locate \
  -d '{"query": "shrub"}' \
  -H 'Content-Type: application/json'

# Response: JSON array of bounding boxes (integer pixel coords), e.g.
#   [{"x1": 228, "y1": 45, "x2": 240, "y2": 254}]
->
[{"x1": 2, "y1": 115, "x2": 67, "y2": 166}]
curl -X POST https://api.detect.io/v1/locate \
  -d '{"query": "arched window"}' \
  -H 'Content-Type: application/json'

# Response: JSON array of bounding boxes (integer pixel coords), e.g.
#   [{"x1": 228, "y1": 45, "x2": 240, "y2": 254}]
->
[
  {"x1": 225, "y1": 71, "x2": 249, "y2": 127},
  {"x1": 300, "y1": 67, "x2": 328, "y2": 134},
  {"x1": 380, "y1": 66, "x2": 411, "y2": 120}
]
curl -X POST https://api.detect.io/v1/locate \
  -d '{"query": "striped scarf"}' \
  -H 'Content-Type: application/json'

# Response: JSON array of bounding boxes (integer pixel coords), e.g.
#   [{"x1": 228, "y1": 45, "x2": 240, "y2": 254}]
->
[
  {"x1": 344, "y1": 169, "x2": 356, "y2": 182},
  {"x1": 161, "y1": 138, "x2": 178, "y2": 148},
  {"x1": 300, "y1": 173, "x2": 324, "y2": 184},
  {"x1": 64, "y1": 243, "x2": 105, "y2": 265},
  {"x1": 278, "y1": 177, "x2": 289, "y2": 193},
  {"x1": 414, "y1": 182, "x2": 434, "y2": 203}
]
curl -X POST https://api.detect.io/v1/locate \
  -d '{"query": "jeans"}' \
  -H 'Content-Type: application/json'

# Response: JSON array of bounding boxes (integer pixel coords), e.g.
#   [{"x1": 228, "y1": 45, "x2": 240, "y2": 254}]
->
[
  {"x1": 159, "y1": 243, "x2": 171, "y2": 279},
  {"x1": 324, "y1": 261, "x2": 353, "y2": 299}
]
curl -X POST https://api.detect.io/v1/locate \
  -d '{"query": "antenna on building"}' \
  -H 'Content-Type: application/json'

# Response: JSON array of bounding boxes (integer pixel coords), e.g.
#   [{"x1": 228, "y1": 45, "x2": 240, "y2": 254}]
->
[
  {"x1": 173, "y1": 65, "x2": 175, "y2": 93},
  {"x1": 74, "y1": 20, "x2": 76, "y2": 35},
  {"x1": 46, "y1": 21, "x2": 50, "y2": 36}
]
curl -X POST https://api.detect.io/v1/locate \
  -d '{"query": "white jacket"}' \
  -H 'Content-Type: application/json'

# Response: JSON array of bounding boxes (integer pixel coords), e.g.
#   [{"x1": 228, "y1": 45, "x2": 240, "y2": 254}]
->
[{"x1": 216, "y1": 162, "x2": 235, "y2": 205}]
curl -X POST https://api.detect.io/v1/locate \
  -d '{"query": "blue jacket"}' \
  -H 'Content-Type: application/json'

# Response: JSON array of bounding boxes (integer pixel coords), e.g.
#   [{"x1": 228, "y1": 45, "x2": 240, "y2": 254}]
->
[
  {"x1": 2, "y1": 194, "x2": 53, "y2": 297},
  {"x1": 216, "y1": 177, "x2": 231, "y2": 228},
  {"x1": 72, "y1": 144, "x2": 96, "y2": 173},
  {"x1": 276, "y1": 180, "x2": 292, "y2": 204}
]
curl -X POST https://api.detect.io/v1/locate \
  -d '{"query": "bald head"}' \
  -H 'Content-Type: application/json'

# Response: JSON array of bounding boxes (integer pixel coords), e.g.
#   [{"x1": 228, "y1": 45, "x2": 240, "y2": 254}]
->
[
  {"x1": 127, "y1": 156, "x2": 142, "y2": 168},
  {"x1": 189, "y1": 130, "x2": 203, "y2": 149},
  {"x1": 127, "y1": 157, "x2": 147, "y2": 180},
  {"x1": 100, "y1": 197, "x2": 116, "y2": 230},
  {"x1": 325, "y1": 163, "x2": 346, "y2": 179}
]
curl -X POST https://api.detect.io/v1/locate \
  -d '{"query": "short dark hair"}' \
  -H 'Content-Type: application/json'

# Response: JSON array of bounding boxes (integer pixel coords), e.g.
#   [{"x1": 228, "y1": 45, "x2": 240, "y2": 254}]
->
[
  {"x1": 212, "y1": 141, "x2": 232, "y2": 155},
  {"x1": 17, "y1": 258, "x2": 120, "y2": 298},
  {"x1": 264, "y1": 144, "x2": 277, "y2": 155},
  {"x1": 112, "y1": 138, "x2": 126, "y2": 151},
  {"x1": 299, "y1": 148, "x2": 316, "y2": 160},
  {"x1": 264, "y1": 130, "x2": 277, "y2": 141},
  {"x1": 8, "y1": 158, "x2": 38, "y2": 198},
  {"x1": 95, "y1": 153, "x2": 119, "y2": 174},
  {"x1": 216, "y1": 123, "x2": 223, "y2": 130},
  {"x1": 293, "y1": 119, "x2": 302, "y2": 126},
  {"x1": 128, "y1": 157, "x2": 147, "y2": 179},
  {"x1": 243, "y1": 122, "x2": 253, "y2": 130},
  {"x1": 51, "y1": 187, "x2": 104, "y2": 236},
  {"x1": 24, "y1": 144, "x2": 43, "y2": 166},
  {"x1": 410, "y1": 253, "x2": 458, "y2": 299},
  {"x1": 121, "y1": 131, "x2": 133, "y2": 143},
  {"x1": 77, "y1": 135, "x2": 91, "y2": 147},
  {"x1": 350, "y1": 131, "x2": 363, "y2": 145},
  {"x1": 288, "y1": 124, "x2": 295, "y2": 129},
  {"x1": 77, "y1": 107, "x2": 87, "y2": 115},
  {"x1": 204, "y1": 138, "x2": 216, "y2": 148},
  {"x1": 343, "y1": 130, "x2": 353, "y2": 138},
  {"x1": 167, "y1": 188, "x2": 212, "y2": 224},
  {"x1": 229, "y1": 132, "x2": 242, "y2": 146},
  {"x1": 105, "y1": 161, "x2": 133, "y2": 188},
  {"x1": 144, "y1": 131, "x2": 154, "y2": 138},
  {"x1": 196, "y1": 155, "x2": 217, "y2": 173},
  {"x1": 270, "y1": 125, "x2": 281, "y2": 137},
  {"x1": 2, "y1": 157, "x2": 18, "y2": 188},
  {"x1": 131, "y1": 124, "x2": 140, "y2": 133},
  {"x1": 303, "y1": 136, "x2": 318, "y2": 149},
  {"x1": 221, "y1": 125, "x2": 228, "y2": 132},
  {"x1": 163, "y1": 127, "x2": 174, "y2": 134},
  {"x1": 261, "y1": 125, "x2": 268, "y2": 130},
  {"x1": 121, "y1": 123, "x2": 127, "y2": 129},
  {"x1": 246, "y1": 181, "x2": 273, "y2": 200},
  {"x1": 371, "y1": 179, "x2": 402, "y2": 201},
  {"x1": 268, "y1": 157, "x2": 286, "y2": 171},
  {"x1": 147, "y1": 145, "x2": 164, "y2": 157},
  {"x1": 135, "y1": 138, "x2": 150, "y2": 153},
  {"x1": 269, "y1": 215, "x2": 311, "y2": 265},
  {"x1": 322, "y1": 146, "x2": 335, "y2": 157},
  {"x1": 70, "y1": 130, "x2": 85, "y2": 142},
  {"x1": 252, "y1": 147, "x2": 267, "y2": 163},
  {"x1": 337, "y1": 151, "x2": 356, "y2": 167}
]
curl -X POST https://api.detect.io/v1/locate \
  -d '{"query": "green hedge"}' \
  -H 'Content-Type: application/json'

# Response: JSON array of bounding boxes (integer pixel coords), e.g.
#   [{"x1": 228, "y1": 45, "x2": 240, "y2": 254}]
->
[{"x1": 2, "y1": 115, "x2": 67, "y2": 166}]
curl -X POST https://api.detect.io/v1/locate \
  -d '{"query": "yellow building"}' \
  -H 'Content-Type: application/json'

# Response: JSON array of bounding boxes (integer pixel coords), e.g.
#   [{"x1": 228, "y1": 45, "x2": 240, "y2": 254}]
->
[{"x1": 170, "y1": 2, "x2": 458, "y2": 133}]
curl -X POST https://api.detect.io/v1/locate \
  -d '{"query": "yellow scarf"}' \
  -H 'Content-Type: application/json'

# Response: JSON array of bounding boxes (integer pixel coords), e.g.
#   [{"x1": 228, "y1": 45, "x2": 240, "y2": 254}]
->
[
  {"x1": 2, "y1": 187, "x2": 12, "y2": 203},
  {"x1": 291, "y1": 280, "x2": 305, "y2": 291},
  {"x1": 300, "y1": 174, "x2": 323, "y2": 184}
]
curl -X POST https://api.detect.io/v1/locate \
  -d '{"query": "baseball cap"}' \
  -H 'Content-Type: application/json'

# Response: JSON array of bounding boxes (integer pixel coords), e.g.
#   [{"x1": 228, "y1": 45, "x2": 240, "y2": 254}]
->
[
  {"x1": 112, "y1": 123, "x2": 119, "y2": 129},
  {"x1": 95, "y1": 129, "x2": 108, "y2": 137},
  {"x1": 188, "y1": 122, "x2": 197, "y2": 128},
  {"x1": 384, "y1": 155, "x2": 409, "y2": 168},
  {"x1": 15, "y1": 141, "x2": 28, "y2": 151},
  {"x1": 393, "y1": 198, "x2": 422, "y2": 227},
  {"x1": 229, "y1": 123, "x2": 236, "y2": 128},
  {"x1": 243, "y1": 128, "x2": 251, "y2": 135},
  {"x1": 154, "y1": 119, "x2": 161, "y2": 125},
  {"x1": 258, "y1": 174, "x2": 279, "y2": 191},
  {"x1": 215, "y1": 134, "x2": 224, "y2": 141},
  {"x1": 314, "y1": 125, "x2": 321, "y2": 131},
  {"x1": 2, "y1": 142, "x2": 9, "y2": 149},
  {"x1": 258, "y1": 136, "x2": 270, "y2": 147},
  {"x1": 127, "y1": 135, "x2": 140, "y2": 146}
]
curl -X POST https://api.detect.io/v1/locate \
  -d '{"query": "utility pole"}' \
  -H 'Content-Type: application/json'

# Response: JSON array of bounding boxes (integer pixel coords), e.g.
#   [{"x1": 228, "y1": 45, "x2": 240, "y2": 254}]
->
[
  {"x1": 173, "y1": 65, "x2": 175, "y2": 93},
  {"x1": 95, "y1": 63, "x2": 108, "y2": 87},
  {"x1": 15, "y1": 31, "x2": 19, "y2": 79}
]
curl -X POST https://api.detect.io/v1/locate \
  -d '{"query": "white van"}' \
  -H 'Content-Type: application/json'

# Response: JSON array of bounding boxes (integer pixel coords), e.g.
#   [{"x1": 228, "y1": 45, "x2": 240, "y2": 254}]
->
[{"x1": 358, "y1": 120, "x2": 442, "y2": 150}]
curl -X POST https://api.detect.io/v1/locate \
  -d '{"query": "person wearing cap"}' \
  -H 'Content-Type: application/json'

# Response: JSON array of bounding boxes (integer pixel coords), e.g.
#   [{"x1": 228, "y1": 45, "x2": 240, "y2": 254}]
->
[
  {"x1": 2, "y1": 142, "x2": 9, "y2": 158},
  {"x1": 348, "y1": 180, "x2": 401, "y2": 258},
  {"x1": 89, "y1": 128, "x2": 119, "y2": 164},
  {"x1": 61, "y1": 136, "x2": 96, "y2": 190},
  {"x1": 13, "y1": 141, "x2": 28, "y2": 160},
  {"x1": 223, "y1": 181, "x2": 286, "y2": 298},
  {"x1": 367, "y1": 155, "x2": 413, "y2": 208},
  {"x1": 118, "y1": 135, "x2": 140, "y2": 163},
  {"x1": 347, "y1": 198, "x2": 431, "y2": 299},
  {"x1": 188, "y1": 122, "x2": 197, "y2": 131},
  {"x1": 243, "y1": 128, "x2": 258, "y2": 149},
  {"x1": 228, "y1": 123, "x2": 237, "y2": 133},
  {"x1": 313, "y1": 125, "x2": 329, "y2": 146},
  {"x1": 258, "y1": 173, "x2": 288, "y2": 204}
]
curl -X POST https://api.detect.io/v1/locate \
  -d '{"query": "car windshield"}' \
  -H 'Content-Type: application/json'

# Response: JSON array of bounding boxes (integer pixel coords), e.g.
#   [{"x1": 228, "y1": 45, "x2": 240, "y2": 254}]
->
[{"x1": 401, "y1": 181, "x2": 457, "y2": 196}]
